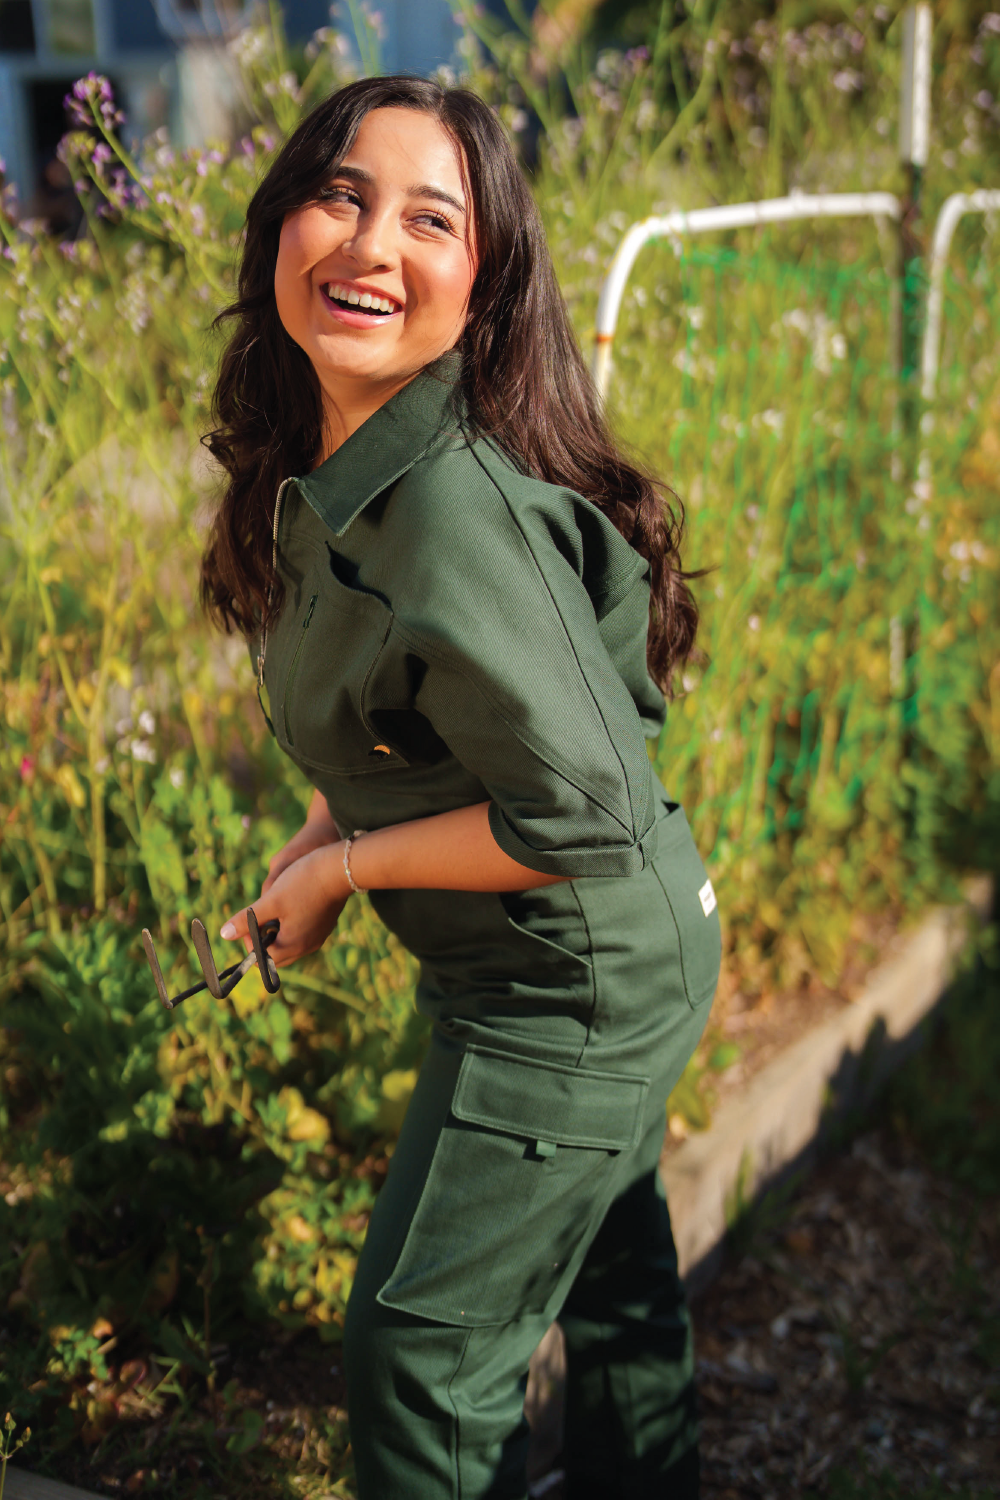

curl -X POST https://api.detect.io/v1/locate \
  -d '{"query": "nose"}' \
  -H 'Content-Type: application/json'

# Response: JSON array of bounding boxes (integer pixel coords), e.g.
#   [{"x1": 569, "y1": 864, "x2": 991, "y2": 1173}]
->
[{"x1": 341, "y1": 200, "x2": 397, "y2": 273}]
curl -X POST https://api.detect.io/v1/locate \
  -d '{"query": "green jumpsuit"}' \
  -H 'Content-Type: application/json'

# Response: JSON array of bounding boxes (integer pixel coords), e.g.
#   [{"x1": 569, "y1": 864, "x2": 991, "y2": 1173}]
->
[{"x1": 255, "y1": 354, "x2": 722, "y2": 1499}]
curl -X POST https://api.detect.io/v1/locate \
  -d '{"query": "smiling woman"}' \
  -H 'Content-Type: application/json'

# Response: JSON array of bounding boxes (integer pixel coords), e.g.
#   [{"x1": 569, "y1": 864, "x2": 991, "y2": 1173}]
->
[
  {"x1": 196, "y1": 75, "x2": 718, "y2": 1500},
  {"x1": 272, "y1": 108, "x2": 478, "y2": 452}
]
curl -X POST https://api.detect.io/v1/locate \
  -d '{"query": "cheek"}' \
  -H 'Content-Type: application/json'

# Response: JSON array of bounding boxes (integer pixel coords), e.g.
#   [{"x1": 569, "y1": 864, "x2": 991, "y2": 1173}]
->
[
  {"x1": 274, "y1": 212, "x2": 330, "y2": 334},
  {"x1": 427, "y1": 247, "x2": 477, "y2": 326},
  {"x1": 274, "y1": 228, "x2": 308, "y2": 336}
]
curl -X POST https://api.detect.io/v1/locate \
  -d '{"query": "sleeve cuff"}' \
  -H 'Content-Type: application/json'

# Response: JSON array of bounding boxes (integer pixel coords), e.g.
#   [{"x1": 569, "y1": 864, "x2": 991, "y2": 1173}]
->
[{"x1": 487, "y1": 800, "x2": 659, "y2": 880}]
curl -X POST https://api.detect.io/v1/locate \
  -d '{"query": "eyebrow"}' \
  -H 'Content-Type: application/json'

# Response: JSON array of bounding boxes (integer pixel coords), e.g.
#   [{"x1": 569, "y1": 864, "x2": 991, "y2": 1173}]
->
[{"x1": 332, "y1": 163, "x2": 467, "y2": 215}]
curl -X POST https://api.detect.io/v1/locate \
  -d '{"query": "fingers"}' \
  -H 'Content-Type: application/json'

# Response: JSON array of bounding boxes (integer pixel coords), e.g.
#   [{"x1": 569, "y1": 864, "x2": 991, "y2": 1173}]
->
[
  {"x1": 220, "y1": 900, "x2": 275, "y2": 946},
  {"x1": 220, "y1": 908, "x2": 248, "y2": 943}
]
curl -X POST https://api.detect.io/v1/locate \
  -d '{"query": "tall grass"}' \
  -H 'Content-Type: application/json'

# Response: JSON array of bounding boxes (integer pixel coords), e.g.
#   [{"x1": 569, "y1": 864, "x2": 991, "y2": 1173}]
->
[{"x1": 0, "y1": 0, "x2": 998, "y2": 1471}]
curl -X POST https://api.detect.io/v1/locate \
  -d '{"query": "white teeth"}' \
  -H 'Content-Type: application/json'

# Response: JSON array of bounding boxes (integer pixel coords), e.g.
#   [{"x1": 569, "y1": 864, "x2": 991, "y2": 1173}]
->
[{"x1": 326, "y1": 284, "x2": 397, "y2": 313}]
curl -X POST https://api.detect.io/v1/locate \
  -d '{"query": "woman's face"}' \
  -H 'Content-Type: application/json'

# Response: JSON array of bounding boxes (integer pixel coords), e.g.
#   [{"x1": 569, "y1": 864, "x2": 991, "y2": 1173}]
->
[{"x1": 274, "y1": 107, "x2": 477, "y2": 400}]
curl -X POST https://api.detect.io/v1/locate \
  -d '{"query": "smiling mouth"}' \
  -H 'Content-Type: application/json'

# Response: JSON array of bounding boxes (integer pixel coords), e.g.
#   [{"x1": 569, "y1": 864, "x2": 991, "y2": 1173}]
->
[{"x1": 322, "y1": 282, "x2": 401, "y2": 316}]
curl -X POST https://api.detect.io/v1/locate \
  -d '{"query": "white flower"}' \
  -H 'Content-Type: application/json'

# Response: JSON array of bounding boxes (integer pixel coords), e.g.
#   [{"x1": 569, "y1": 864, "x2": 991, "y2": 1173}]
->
[
  {"x1": 138, "y1": 709, "x2": 155, "y2": 734},
  {"x1": 748, "y1": 615, "x2": 761, "y2": 631},
  {"x1": 169, "y1": 767, "x2": 185, "y2": 789},
  {"x1": 131, "y1": 739, "x2": 156, "y2": 764}
]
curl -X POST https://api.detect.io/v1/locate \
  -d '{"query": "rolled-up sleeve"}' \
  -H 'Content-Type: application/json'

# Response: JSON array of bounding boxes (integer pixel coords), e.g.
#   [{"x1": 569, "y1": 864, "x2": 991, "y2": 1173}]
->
[{"x1": 395, "y1": 459, "x2": 660, "y2": 879}]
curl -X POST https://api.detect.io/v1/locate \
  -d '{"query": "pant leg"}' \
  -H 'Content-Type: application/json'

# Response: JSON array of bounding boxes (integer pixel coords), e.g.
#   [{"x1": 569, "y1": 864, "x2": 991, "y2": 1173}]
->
[
  {"x1": 558, "y1": 1112, "x2": 700, "y2": 1499},
  {"x1": 342, "y1": 1033, "x2": 626, "y2": 1500}
]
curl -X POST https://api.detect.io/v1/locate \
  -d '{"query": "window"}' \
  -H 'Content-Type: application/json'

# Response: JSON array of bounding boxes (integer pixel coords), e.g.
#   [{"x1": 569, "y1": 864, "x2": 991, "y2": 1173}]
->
[
  {"x1": 0, "y1": 0, "x2": 36, "y2": 52},
  {"x1": 46, "y1": 0, "x2": 97, "y2": 54}
]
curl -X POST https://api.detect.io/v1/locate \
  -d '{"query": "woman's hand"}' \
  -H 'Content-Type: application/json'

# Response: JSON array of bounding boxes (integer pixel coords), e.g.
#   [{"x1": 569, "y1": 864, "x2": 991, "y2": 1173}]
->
[
  {"x1": 262, "y1": 793, "x2": 341, "y2": 894},
  {"x1": 220, "y1": 843, "x2": 351, "y2": 967}
]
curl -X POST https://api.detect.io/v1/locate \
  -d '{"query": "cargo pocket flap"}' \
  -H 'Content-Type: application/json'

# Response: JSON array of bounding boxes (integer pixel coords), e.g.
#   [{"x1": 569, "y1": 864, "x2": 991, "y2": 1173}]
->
[{"x1": 451, "y1": 1046, "x2": 649, "y2": 1151}]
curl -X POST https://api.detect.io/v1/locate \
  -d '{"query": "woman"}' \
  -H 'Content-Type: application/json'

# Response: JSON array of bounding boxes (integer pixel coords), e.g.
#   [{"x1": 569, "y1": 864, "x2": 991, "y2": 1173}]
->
[{"x1": 204, "y1": 75, "x2": 721, "y2": 1500}]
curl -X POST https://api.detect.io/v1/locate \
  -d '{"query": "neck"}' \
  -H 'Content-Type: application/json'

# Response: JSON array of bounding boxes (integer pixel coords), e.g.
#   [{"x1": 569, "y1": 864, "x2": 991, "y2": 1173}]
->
[{"x1": 314, "y1": 370, "x2": 419, "y2": 467}]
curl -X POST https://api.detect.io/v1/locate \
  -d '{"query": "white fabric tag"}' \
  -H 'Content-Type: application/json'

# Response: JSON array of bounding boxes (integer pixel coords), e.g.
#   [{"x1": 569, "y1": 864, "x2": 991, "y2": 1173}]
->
[{"x1": 698, "y1": 878, "x2": 717, "y2": 917}]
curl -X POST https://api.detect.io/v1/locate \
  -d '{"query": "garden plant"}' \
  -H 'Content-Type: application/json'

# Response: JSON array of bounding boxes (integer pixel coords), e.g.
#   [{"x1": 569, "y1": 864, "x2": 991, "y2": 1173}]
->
[{"x1": 0, "y1": 0, "x2": 998, "y2": 1493}]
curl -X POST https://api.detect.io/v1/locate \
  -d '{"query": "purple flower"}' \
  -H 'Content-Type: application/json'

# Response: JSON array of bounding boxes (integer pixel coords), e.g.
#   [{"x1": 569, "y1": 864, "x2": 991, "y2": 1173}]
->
[
  {"x1": 65, "y1": 73, "x2": 125, "y2": 130},
  {"x1": 92, "y1": 142, "x2": 113, "y2": 164}
]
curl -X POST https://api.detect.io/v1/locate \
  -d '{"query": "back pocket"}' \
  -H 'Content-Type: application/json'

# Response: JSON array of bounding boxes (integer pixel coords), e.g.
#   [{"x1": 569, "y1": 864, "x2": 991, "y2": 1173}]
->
[
  {"x1": 651, "y1": 806, "x2": 722, "y2": 1010},
  {"x1": 377, "y1": 1046, "x2": 649, "y2": 1327}
]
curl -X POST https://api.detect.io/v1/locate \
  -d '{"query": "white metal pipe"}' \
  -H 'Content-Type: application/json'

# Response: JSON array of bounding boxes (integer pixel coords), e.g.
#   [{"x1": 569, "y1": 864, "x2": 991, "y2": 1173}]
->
[
  {"x1": 920, "y1": 190, "x2": 1000, "y2": 404},
  {"x1": 591, "y1": 192, "x2": 901, "y2": 398},
  {"x1": 900, "y1": 4, "x2": 932, "y2": 168}
]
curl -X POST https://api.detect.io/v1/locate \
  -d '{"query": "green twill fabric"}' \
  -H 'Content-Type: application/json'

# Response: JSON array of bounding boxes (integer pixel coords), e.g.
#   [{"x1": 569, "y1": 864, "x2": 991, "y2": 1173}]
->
[{"x1": 255, "y1": 353, "x2": 722, "y2": 1498}]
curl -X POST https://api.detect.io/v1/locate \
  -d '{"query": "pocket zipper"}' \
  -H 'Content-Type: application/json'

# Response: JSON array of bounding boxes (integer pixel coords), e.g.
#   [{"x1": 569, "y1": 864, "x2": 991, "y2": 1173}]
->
[{"x1": 282, "y1": 592, "x2": 318, "y2": 746}]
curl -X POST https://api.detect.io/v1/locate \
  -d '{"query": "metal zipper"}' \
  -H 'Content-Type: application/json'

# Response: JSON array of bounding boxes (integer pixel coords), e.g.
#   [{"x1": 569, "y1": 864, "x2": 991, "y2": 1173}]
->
[
  {"x1": 282, "y1": 592, "x2": 318, "y2": 746},
  {"x1": 256, "y1": 476, "x2": 294, "y2": 692}
]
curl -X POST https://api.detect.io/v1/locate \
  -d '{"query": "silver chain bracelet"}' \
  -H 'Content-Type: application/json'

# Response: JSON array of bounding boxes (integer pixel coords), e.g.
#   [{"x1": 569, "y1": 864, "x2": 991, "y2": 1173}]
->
[{"x1": 343, "y1": 829, "x2": 369, "y2": 894}]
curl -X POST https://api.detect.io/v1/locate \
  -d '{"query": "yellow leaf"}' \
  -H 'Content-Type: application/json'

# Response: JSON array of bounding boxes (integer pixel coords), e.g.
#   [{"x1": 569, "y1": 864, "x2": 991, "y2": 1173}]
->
[
  {"x1": 286, "y1": 1214, "x2": 315, "y2": 1244},
  {"x1": 54, "y1": 763, "x2": 87, "y2": 808},
  {"x1": 77, "y1": 679, "x2": 96, "y2": 706},
  {"x1": 39, "y1": 566, "x2": 63, "y2": 584},
  {"x1": 287, "y1": 1106, "x2": 331, "y2": 1143},
  {"x1": 277, "y1": 1085, "x2": 330, "y2": 1143},
  {"x1": 109, "y1": 659, "x2": 132, "y2": 689}
]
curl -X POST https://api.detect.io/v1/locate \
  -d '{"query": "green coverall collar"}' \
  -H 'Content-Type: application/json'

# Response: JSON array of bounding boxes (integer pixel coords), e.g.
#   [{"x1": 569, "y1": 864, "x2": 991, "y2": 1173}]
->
[{"x1": 294, "y1": 349, "x2": 464, "y2": 537}]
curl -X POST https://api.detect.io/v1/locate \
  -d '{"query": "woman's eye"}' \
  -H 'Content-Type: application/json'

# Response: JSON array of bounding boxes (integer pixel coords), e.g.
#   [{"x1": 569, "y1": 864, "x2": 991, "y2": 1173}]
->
[
  {"x1": 320, "y1": 185, "x2": 361, "y2": 207},
  {"x1": 415, "y1": 211, "x2": 455, "y2": 233}
]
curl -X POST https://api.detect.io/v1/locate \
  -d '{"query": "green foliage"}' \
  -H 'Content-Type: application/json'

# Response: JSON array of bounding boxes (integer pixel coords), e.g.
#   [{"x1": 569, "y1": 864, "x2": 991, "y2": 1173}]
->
[
  {"x1": 0, "y1": 1, "x2": 997, "y2": 1482},
  {"x1": 0, "y1": 1411, "x2": 33, "y2": 1500}
]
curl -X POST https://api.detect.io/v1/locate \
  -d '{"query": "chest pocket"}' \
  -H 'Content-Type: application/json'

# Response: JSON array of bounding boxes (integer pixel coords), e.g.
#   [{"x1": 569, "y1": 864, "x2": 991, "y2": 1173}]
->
[{"x1": 269, "y1": 542, "x2": 399, "y2": 774}]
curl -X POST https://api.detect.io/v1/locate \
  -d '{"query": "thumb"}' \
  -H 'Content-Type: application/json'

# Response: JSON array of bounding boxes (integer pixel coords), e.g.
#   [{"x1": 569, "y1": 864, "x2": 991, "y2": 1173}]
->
[
  {"x1": 219, "y1": 909, "x2": 248, "y2": 943},
  {"x1": 220, "y1": 899, "x2": 276, "y2": 946}
]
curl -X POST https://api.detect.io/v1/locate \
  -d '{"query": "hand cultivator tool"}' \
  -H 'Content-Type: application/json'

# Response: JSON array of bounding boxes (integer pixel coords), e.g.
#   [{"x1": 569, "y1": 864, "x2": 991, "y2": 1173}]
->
[{"x1": 142, "y1": 909, "x2": 281, "y2": 1010}]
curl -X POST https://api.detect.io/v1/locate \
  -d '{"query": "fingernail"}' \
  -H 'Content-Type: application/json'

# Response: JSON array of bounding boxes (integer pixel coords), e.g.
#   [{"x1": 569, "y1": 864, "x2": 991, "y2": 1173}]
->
[{"x1": 220, "y1": 922, "x2": 236, "y2": 940}]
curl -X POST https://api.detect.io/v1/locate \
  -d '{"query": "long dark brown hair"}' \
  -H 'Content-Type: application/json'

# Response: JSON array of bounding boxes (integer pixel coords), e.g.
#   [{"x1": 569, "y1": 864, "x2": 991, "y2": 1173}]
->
[{"x1": 201, "y1": 75, "x2": 698, "y2": 695}]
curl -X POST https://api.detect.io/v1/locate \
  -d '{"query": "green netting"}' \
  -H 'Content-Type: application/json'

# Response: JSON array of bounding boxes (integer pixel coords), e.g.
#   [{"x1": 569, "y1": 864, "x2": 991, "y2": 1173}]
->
[{"x1": 607, "y1": 230, "x2": 1000, "y2": 968}]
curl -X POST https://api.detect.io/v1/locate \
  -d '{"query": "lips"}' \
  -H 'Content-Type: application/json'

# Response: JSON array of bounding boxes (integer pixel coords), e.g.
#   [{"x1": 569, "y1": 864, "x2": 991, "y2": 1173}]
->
[{"x1": 321, "y1": 280, "x2": 402, "y2": 317}]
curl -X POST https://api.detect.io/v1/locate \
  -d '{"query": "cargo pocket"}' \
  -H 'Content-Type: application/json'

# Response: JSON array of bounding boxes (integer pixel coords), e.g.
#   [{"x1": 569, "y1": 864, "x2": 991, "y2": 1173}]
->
[
  {"x1": 651, "y1": 805, "x2": 722, "y2": 1011},
  {"x1": 376, "y1": 1046, "x2": 649, "y2": 1328}
]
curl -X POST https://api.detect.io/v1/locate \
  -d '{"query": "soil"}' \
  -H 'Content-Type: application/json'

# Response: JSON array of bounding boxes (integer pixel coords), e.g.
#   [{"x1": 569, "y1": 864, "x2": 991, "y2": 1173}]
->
[{"x1": 527, "y1": 1124, "x2": 1000, "y2": 1499}]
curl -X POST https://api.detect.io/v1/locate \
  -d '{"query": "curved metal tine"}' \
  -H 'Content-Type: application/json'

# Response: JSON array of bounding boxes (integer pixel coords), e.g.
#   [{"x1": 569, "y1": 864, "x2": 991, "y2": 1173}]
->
[
  {"x1": 247, "y1": 908, "x2": 281, "y2": 993},
  {"x1": 142, "y1": 929, "x2": 173, "y2": 1010},
  {"x1": 218, "y1": 948, "x2": 258, "y2": 998},
  {"x1": 191, "y1": 919, "x2": 224, "y2": 999}
]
